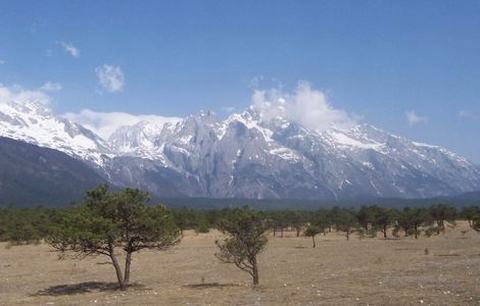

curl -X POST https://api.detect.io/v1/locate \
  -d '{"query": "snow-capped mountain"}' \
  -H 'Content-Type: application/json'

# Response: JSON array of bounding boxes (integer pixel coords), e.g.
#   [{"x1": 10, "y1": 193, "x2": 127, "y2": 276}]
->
[
  {"x1": 1, "y1": 95, "x2": 479, "y2": 201},
  {"x1": 0, "y1": 94, "x2": 111, "y2": 166}
]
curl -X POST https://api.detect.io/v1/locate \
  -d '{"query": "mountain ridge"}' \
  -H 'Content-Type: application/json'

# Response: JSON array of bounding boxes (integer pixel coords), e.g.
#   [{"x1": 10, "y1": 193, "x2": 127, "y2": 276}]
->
[{"x1": 0, "y1": 95, "x2": 479, "y2": 202}]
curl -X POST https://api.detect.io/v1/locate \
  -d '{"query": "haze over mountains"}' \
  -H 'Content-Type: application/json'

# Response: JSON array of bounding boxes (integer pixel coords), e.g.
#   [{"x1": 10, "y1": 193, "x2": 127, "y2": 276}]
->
[{"x1": 0, "y1": 84, "x2": 479, "y2": 205}]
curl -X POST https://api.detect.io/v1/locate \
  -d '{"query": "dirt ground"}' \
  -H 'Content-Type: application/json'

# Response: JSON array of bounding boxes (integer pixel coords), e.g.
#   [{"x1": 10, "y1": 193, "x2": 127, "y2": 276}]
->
[{"x1": 1, "y1": 222, "x2": 479, "y2": 306}]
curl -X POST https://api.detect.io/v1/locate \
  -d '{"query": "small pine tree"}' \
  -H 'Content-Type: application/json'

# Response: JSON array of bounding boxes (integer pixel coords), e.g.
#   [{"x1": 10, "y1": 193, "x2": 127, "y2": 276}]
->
[
  {"x1": 334, "y1": 208, "x2": 358, "y2": 240},
  {"x1": 215, "y1": 207, "x2": 269, "y2": 286},
  {"x1": 304, "y1": 225, "x2": 321, "y2": 248},
  {"x1": 47, "y1": 185, "x2": 181, "y2": 290}
]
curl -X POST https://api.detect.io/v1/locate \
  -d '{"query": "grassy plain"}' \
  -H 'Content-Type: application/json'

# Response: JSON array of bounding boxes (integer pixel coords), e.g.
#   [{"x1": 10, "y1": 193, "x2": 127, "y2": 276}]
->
[{"x1": 1, "y1": 222, "x2": 479, "y2": 305}]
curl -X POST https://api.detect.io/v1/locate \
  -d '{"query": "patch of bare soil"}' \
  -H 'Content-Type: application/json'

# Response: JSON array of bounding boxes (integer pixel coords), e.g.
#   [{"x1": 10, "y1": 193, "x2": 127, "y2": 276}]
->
[{"x1": 1, "y1": 222, "x2": 479, "y2": 305}]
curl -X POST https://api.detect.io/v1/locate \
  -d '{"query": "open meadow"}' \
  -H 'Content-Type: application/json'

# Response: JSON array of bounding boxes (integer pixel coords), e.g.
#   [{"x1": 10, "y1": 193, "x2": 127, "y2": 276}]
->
[{"x1": 1, "y1": 222, "x2": 479, "y2": 306}]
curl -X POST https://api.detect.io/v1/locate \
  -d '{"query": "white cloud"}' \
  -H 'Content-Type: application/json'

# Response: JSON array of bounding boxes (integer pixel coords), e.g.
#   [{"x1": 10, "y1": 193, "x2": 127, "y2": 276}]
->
[
  {"x1": 59, "y1": 41, "x2": 80, "y2": 58},
  {"x1": 95, "y1": 65, "x2": 125, "y2": 93},
  {"x1": 40, "y1": 81, "x2": 62, "y2": 92},
  {"x1": 251, "y1": 81, "x2": 355, "y2": 132},
  {"x1": 63, "y1": 109, "x2": 181, "y2": 139},
  {"x1": 406, "y1": 110, "x2": 428, "y2": 126},
  {"x1": 458, "y1": 110, "x2": 477, "y2": 119},
  {"x1": 0, "y1": 84, "x2": 51, "y2": 110},
  {"x1": 221, "y1": 106, "x2": 236, "y2": 114}
]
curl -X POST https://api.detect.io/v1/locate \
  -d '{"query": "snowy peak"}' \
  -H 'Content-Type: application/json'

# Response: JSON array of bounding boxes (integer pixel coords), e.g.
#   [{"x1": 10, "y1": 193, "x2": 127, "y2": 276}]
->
[
  {"x1": 0, "y1": 91, "x2": 110, "y2": 165},
  {"x1": 0, "y1": 97, "x2": 478, "y2": 200}
]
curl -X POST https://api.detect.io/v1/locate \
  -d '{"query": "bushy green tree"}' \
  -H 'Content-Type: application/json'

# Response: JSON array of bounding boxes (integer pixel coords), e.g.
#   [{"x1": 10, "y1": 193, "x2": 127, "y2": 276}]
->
[
  {"x1": 312, "y1": 209, "x2": 331, "y2": 235},
  {"x1": 357, "y1": 206, "x2": 376, "y2": 235},
  {"x1": 332, "y1": 208, "x2": 358, "y2": 240},
  {"x1": 215, "y1": 207, "x2": 269, "y2": 286},
  {"x1": 285, "y1": 210, "x2": 305, "y2": 237},
  {"x1": 304, "y1": 224, "x2": 321, "y2": 248},
  {"x1": 47, "y1": 185, "x2": 180, "y2": 290},
  {"x1": 270, "y1": 210, "x2": 289, "y2": 237},
  {"x1": 461, "y1": 206, "x2": 480, "y2": 227},
  {"x1": 397, "y1": 207, "x2": 431, "y2": 239},
  {"x1": 0, "y1": 207, "x2": 55, "y2": 244},
  {"x1": 372, "y1": 207, "x2": 398, "y2": 239},
  {"x1": 429, "y1": 204, "x2": 456, "y2": 234}
]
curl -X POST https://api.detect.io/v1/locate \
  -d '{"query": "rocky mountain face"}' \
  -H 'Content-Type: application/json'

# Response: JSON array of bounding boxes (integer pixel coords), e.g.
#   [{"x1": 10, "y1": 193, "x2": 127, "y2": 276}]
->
[{"x1": 1, "y1": 96, "x2": 479, "y2": 202}]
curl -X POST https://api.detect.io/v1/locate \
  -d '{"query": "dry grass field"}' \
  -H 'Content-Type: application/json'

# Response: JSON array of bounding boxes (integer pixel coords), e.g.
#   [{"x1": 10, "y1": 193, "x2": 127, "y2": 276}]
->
[{"x1": 1, "y1": 222, "x2": 479, "y2": 305}]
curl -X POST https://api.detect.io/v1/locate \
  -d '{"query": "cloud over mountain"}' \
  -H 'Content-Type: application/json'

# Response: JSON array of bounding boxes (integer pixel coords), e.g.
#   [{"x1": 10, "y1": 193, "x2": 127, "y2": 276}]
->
[
  {"x1": 252, "y1": 81, "x2": 355, "y2": 132},
  {"x1": 1, "y1": 83, "x2": 479, "y2": 201},
  {"x1": 406, "y1": 110, "x2": 428, "y2": 126},
  {"x1": 63, "y1": 109, "x2": 181, "y2": 139}
]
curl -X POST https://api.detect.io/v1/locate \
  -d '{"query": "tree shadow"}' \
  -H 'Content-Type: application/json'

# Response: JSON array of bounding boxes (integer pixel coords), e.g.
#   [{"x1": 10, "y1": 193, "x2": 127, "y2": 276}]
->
[
  {"x1": 33, "y1": 281, "x2": 145, "y2": 296},
  {"x1": 183, "y1": 282, "x2": 239, "y2": 289}
]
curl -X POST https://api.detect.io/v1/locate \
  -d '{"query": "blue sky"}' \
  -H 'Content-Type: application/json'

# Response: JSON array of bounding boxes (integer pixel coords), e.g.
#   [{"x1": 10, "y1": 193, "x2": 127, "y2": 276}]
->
[{"x1": 0, "y1": 1, "x2": 479, "y2": 162}]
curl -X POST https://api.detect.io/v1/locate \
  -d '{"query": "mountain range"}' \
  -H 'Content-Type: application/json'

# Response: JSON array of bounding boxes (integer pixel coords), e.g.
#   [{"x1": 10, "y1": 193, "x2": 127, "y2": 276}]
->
[{"x1": 1, "y1": 95, "x2": 479, "y2": 206}]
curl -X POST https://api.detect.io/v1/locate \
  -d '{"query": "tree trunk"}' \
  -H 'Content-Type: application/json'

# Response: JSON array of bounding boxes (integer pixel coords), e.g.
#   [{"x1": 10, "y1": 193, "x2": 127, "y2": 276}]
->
[
  {"x1": 281, "y1": 228, "x2": 284, "y2": 238},
  {"x1": 414, "y1": 224, "x2": 419, "y2": 239},
  {"x1": 346, "y1": 229, "x2": 350, "y2": 241},
  {"x1": 383, "y1": 224, "x2": 387, "y2": 239},
  {"x1": 439, "y1": 220, "x2": 445, "y2": 234},
  {"x1": 252, "y1": 257, "x2": 259, "y2": 286},
  {"x1": 110, "y1": 253, "x2": 126, "y2": 290},
  {"x1": 124, "y1": 251, "x2": 132, "y2": 286},
  {"x1": 312, "y1": 235, "x2": 316, "y2": 248},
  {"x1": 296, "y1": 228, "x2": 300, "y2": 237}
]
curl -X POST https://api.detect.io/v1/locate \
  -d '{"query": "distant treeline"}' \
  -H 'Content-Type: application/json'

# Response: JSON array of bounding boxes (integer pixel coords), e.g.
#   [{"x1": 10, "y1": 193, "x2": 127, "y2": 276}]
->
[
  {"x1": 160, "y1": 193, "x2": 480, "y2": 210},
  {"x1": 3, "y1": 191, "x2": 480, "y2": 210},
  {"x1": 1, "y1": 204, "x2": 479, "y2": 243}
]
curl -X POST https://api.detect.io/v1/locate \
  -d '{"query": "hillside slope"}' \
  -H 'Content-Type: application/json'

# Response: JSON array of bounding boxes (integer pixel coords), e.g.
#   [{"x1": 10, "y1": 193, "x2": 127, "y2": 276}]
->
[{"x1": 0, "y1": 137, "x2": 105, "y2": 207}]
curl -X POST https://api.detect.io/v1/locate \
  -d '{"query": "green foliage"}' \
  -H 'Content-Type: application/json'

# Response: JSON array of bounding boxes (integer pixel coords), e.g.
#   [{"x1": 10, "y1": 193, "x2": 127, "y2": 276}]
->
[
  {"x1": 311, "y1": 209, "x2": 331, "y2": 234},
  {"x1": 357, "y1": 206, "x2": 376, "y2": 232},
  {"x1": 0, "y1": 207, "x2": 57, "y2": 244},
  {"x1": 304, "y1": 224, "x2": 321, "y2": 248},
  {"x1": 215, "y1": 207, "x2": 269, "y2": 286},
  {"x1": 46, "y1": 184, "x2": 181, "y2": 290},
  {"x1": 304, "y1": 225, "x2": 321, "y2": 237},
  {"x1": 461, "y1": 206, "x2": 480, "y2": 227},
  {"x1": 1, "y1": 203, "x2": 475, "y2": 245},
  {"x1": 172, "y1": 208, "x2": 218, "y2": 234},
  {"x1": 473, "y1": 215, "x2": 480, "y2": 232},
  {"x1": 428, "y1": 204, "x2": 457, "y2": 234},
  {"x1": 49, "y1": 186, "x2": 180, "y2": 254},
  {"x1": 331, "y1": 207, "x2": 358, "y2": 240},
  {"x1": 372, "y1": 207, "x2": 398, "y2": 239},
  {"x1": 397, "y1": 207, "x2": 432, "y2": 239},
  {"x1": 195, "y1": 218, "x2": 211, "y2": 234}
]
